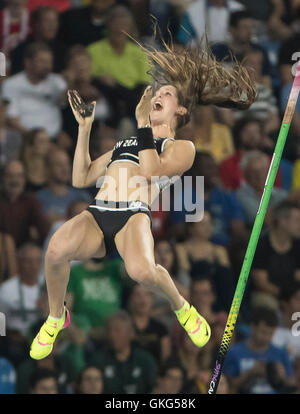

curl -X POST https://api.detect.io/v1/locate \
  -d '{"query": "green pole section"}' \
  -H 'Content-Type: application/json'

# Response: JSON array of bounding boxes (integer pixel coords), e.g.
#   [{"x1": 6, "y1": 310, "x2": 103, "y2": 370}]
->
[{"x1": 208, "y1": 62, "x2": 300, "y2": 394}]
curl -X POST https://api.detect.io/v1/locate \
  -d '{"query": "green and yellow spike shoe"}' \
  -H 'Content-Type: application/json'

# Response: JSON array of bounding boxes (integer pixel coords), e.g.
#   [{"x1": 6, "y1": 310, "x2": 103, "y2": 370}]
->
[
  {"x1": 175, "y1": 300, "x2": 211, "y2": 348},
  {"x1": 30, "y1": 307, "x2": 70, "y2": 360}
]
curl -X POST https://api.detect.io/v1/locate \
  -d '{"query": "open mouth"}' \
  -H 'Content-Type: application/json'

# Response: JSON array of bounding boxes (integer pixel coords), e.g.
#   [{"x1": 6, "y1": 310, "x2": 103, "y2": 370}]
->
[{"x1": 153, "y1": 102, "x2": 163, "y2": 111}]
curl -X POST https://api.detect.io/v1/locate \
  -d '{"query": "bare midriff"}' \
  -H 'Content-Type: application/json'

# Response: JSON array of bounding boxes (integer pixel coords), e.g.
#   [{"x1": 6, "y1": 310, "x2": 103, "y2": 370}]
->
[{"x1": 95, "y1": 161, "x2": 160, "y2": 207}]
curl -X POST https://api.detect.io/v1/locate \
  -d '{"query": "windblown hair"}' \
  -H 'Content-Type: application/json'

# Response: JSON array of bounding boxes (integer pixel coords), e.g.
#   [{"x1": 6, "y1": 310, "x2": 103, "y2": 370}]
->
[{"x1": 134, "y1": 31, "x2": 256, "y2": 128}]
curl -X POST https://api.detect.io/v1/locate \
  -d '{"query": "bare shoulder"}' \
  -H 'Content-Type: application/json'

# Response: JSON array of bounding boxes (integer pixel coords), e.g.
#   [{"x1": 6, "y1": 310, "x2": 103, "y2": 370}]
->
[{"x1": 164, "y1": 139, "x2": 195, "y2": 159}]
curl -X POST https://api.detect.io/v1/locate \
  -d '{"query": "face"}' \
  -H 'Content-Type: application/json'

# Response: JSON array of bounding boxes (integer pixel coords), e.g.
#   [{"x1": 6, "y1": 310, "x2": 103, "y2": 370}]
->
[
  {"x1": 154, "y1": 240, "x2": 174, "y2": 272},
  {"x1": 107, "y1": 317, "x2": 133, "y2": 352},
  {"x1": 18, "y1": 246, "x2": 42, "y2": 282},
  {"x1": 150, "y1": 85, "x2": 187, "y2": 129},
  {"x1": 32, "y1": 130, "x2": 50, "y2": 156},
  {"x1": 231, "y1": 18, "x2": 254, "y2": 44},
  {"x1": 48, "y1": 151, "x2": 71, "y2": 184},
  {"x1": 4, "y1": 161, "x2": 26, "y2": 197},
  {"x1": 70, "y1": 54, "x2": 92, "y2": 81},
  {"x1": 252, "y1": 321, "x2": 276, "y2": 348},
  {"x1": 108, "y1": 14, "x2": 132, "y2": 38},
  {"x1": 79, "y1": 367, "x2": 103, "y2": 394},
  {"x1": 36, "y1": 10, "x2": 59, "y2": 40},
  {"x1": 198, "y1": 155, "x2": 219, "y2": 188},
  {"x1": 162, "y1": 368, "x2": 183, "y2": 394},
  {"x1": 239, "y1": 122, "x2": 262, "y2": 150},
  {"x1": 129, "y1": 285, "x2": 153, "y2": 315},
  {"x1": 26, "y1": 51, "x2": 53, "y2": 80},
  {"x1": 288, "y1": 290, "x2": 300, "y2": 314},
  {"x1": 92, "y1": 0, "x2": 115, "y2": 14},
  {"x1": 244, "y1": 156, "x2": 269, "y2": 191},
  {"x1": 284, "y1": 208, "x2": 300, "y2": 238},
  {"x1": 191, "y1": 280, "x2": 215, "y2": 308},
  {"x1": 32, "y1": 378, "x2": 57, "y2": 394},
  {"x1": 190, "y1": 211, "x2": 212, "y2": 240}
]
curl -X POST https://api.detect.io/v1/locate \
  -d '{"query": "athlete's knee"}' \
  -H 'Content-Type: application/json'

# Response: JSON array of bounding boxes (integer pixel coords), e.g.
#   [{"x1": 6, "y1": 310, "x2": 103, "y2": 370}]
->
[
  {"x1": 126, "y1": 260, "x2": 157, "y2": 286},
  {"x1": 45, "y1": 239, "x2": 68, "y2": 266}
]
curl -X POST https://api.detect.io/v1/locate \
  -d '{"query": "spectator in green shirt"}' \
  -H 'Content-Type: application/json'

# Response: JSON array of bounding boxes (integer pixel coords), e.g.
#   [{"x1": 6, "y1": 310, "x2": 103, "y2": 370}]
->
[
  {"x1": 89, "y1": 310, "x2": 158, "y2": 394},
  {"x1": 87, "y1": 5, "x2": 151, "y2": 127},
  {"x1": 66, "y1": 257, "x2": 129, "y2": 338}
]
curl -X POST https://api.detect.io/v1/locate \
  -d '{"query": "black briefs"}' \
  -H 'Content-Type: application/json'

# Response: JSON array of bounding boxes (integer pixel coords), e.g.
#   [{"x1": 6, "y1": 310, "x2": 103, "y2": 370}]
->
[{"x1": 86, "y1": 200, "x2": 152, "y2": 255}]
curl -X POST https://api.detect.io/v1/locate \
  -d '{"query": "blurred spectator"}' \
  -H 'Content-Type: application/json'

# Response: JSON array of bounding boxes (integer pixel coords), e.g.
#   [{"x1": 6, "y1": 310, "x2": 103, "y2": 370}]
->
[
  {"x1": 216, "y1": 374, "x2": 231, "y2": 394},
  {"x1": 89, "y1": 310, "x2": 158, "y2": 394},
  {"x1": 211, "y1": 10, "x2": 272, "y2": 81},
  {"x1": 177, "y1": 0, "x2": 244, "y2": 45},
  {"x1": 189, "y1": 278, "x2": 228, "y2": 345},
  {"x1": 66, "y1": 257, "x2": 127, "y2": 339},
  {"x1": 58, "y1": 0, "x2": 116, "y2": 47},
  {"x1": 37, "y1": 148, "x2": 91, "y2": 223},
  {"x1": 272, "y1": 282, "x2": 300, "y2": 359},
  {"x1": 152, "y1": 358, "x2": 185, "y2": 394},
  {"x1": 0, "y1": 232, "x2": 18, "y2": 282},
  {"x1": 127, "y1": 284, "x2": 171, "y2": 363},
  {"x1": 235, "y1": 0, "x2": 298, "y2": 42},
  {"x1": 62, "y1": 45, "x2": 111, "y2": 142},
  {"x1": 241, "y1": 48, "x2": 280, "y2": 134},
  {"x1": 0, "y1": 98, "x2": 23, "y2": 168},
  {"x1": 236, "y1": 151, "x2": 287, "y2": 226},
  {"x1": 2, "y1": 42, "x2": 67, "y2": 139},
  {"x1": 171, "y1": 330, "x2": 212, "y2": 386},
  {"x1": 252, "y1": 201, "x2": 300, "y2": 309},
  {"x1": 171, "y1": 151, "x2": 247, "y2": 246},
  {"x1": 10, "y1": 6, "x2": 67, "y2": 75},
  {"x1": 219, "y1": 117, "x2": 283, "y2": 191},
  {"x1": 294, "y1": 357, "x2": 300, "y2": 393},
  {"x1": 176, "y1": 105, "x2": 235, "y2": 164},
  {"x1": 176, "y1": 212, "x2": 234, "y2": 312},
  {"x1": 0, "y1": 160, "x2": 50, "y2": 247},
  {"x1": 153, "y1": 240, "x2": 190, "y2": 328},
  {"x1": 87, "y1": 5, "x2": 151, "y2": 127},
  {"x1": 0, "y1": 357, "x2": 16, "y2": 394},
  {"x1": 73, "y1": 365, "x2": 103, "y2": 394},
  {"x1": 21, "y1": 128, "x2": 53, "y2": 192},
  {"x1": 223, "y1": 307, "x2": 294, "y2": 394},
  {"x1": 29, "y1": 368, "x2": 58, "y2": 394},
  {"x1": 278, "y1": 5, "x2": 300, "y2": 86},
  {"x1": 0, "y1": 0, "x2": 29, "y2": 60},
  {"x1": 0, "y1": 243, "x2": 42, "y2": 337}
]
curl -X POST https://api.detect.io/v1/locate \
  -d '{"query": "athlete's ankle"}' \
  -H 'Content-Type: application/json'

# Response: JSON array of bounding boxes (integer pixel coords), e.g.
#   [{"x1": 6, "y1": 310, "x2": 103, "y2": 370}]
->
[
  {"x1": 47, "y1": 309, "x2": 65, "y2": 324},
  {"x1": 174, "y1": 298, "x2": 190, "y2": 321}
]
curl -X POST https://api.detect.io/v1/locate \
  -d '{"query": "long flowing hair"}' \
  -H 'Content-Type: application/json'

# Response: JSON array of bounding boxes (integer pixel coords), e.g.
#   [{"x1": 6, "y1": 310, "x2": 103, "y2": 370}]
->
[{"x1": 132, "y1": 28, "x2": 256, "y2": 128}]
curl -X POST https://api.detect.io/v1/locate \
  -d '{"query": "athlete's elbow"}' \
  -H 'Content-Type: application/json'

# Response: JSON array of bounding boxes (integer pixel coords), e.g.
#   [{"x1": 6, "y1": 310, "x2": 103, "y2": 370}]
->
[{"x1": 72, "y1": 176, "x2": 86, "y2": 188}]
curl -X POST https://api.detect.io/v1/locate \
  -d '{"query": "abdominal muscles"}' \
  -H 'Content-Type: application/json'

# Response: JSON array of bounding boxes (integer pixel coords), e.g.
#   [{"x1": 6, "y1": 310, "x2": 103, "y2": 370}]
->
[{"x1": 95, "y1": 161, "x2": 160, "y2": 206}]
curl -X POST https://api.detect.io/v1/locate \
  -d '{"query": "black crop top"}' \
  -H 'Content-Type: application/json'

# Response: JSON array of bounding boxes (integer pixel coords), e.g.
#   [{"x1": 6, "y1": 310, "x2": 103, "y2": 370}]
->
[{"x1": 106, "y1": 136, "x2": 174, "y2": 169}]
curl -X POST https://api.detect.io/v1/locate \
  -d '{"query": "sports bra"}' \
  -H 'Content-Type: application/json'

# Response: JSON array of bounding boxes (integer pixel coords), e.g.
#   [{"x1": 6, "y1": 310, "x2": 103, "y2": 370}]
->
[{"x1": 106, "y1": 136, "x2": 175, "y2": 168}]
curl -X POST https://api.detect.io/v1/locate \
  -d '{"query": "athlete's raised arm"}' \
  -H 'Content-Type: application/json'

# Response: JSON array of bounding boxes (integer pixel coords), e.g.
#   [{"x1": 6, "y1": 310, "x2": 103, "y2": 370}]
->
[{"x1": 68, "y1": 90, "x2": 113, "y2": 188}]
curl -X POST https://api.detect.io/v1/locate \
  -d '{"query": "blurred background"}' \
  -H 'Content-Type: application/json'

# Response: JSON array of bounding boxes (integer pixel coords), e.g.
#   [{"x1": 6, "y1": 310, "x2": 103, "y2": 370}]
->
[{"x1": 0, "y1": 0, "x2": 300, "y2": 395}]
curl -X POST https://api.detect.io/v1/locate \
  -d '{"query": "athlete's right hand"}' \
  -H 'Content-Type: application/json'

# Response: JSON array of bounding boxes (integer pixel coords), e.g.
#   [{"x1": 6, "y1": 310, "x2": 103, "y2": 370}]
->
[{"x1": 68, "y1": 89, "x2": 96, "y2": 127}]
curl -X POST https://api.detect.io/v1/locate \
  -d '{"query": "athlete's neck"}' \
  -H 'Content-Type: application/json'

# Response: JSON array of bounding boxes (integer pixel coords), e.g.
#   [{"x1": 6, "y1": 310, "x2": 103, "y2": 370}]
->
[{"x1": 151, "y1": 123, "x2": 175, "y2": 139}]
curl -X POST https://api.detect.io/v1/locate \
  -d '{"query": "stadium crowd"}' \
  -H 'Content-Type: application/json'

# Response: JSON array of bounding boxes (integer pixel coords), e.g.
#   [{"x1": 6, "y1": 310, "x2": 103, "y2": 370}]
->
[{"x1": 0, "y1": 0, "x2": 300, "y2": 394}]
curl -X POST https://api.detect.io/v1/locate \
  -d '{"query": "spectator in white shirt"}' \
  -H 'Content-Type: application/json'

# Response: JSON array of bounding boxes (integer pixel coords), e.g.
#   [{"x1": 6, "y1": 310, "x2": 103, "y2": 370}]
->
[
  {"x1": 0, "y1": 243, "x2": 43, "y2": 338},
  {"x1": 1, "y1": 42, "x2": 67, "y2": 139}
]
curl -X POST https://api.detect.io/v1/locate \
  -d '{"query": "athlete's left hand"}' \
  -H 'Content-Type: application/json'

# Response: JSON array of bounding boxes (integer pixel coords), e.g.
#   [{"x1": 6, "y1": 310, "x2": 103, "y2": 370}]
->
[{"x1": 135, "y1": 85, "x2": 153, "y2": 127}]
